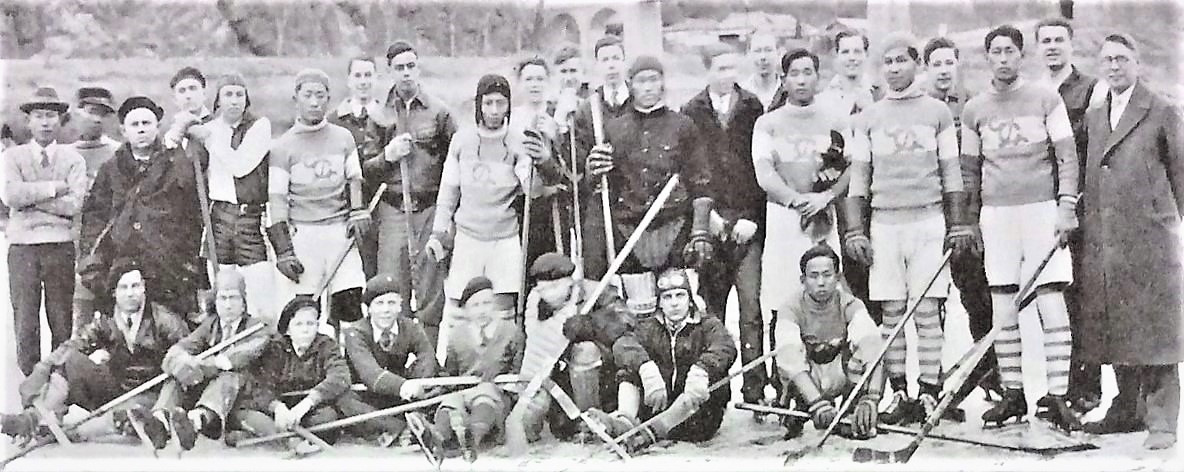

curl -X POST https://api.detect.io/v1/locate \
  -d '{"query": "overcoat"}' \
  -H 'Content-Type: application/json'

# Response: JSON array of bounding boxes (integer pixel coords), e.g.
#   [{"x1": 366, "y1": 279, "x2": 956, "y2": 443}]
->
[{"x1": 1077, "y1": 82, "x2": 1184, "y2": 365}]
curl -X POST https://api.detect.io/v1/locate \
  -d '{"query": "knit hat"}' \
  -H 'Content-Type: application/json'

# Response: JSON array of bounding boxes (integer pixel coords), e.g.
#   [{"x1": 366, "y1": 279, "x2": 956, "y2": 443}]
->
[
  {"x1": 277, "y1": 295, "x2": 319, "y2": 334},
  {"x1": 214, "y1": 266, "x2": 247, "y2": 297},
  {"x1": 169, "y1": 66, "x2": 206, "y2": 90},
  {"x1": 213, "y1": 71, "x2": 251, "y2": 111},
  {"x1": 878, "y1": 32, "x2": 919, "y2": 60},
  {"x1": 363, "y1": 273, "x2": 402, "y2": 306},
  {"x1": 294, "y1": 68, "x2": 331, "y2": 93},
  {"x1": 20, "y1": 87, "x2": 69, "y2": 115},
  {"x1": 107, "y1": 256, "x2": 144, "y2": 295},
  {"x1": 77, "y1": 87, "x2": 115, "y2": 114},
  {"x1": 386, "y1": 40, "x2": 416, "y2": 63},
  {"x1": 459, "y1": 276, "x2": 494, "y2": 307},
  {"x1": 628, "y1": 55, "x2": 664, "y2": 79},
  {"x1": 474, "y1": 74, "x2": 512, "y2": 127},
  {"x1": 529, "y1": 253, "x2": 576, "y2": 282},
  {"x1": 117, "y1": 96, "x2": 164, "y2": 123},
  {"x1": 656, "y1": 268, "x2": 692, "y2": 295}
]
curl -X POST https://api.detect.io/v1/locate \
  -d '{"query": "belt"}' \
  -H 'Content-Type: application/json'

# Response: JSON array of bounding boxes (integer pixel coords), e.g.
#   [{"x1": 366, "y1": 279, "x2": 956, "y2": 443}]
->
[
  {"x1": 212, "y1": 201, "x2": 266, "y2": 214},
  {"x1": 381, "y1": 190, "x2": 434, "y2": 213}
]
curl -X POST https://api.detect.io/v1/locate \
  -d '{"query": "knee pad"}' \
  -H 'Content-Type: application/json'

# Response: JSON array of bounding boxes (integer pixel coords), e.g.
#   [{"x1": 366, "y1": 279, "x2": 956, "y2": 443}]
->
[
  {"x1": 620, "y1": 272, "x2": 657, "y2": 316},
  {"x1": 330, "y1": 287, "x2": 363, "y2": 323},
  {"x1": 568, "y1": 342, "x2": 603, "y2": 372}
]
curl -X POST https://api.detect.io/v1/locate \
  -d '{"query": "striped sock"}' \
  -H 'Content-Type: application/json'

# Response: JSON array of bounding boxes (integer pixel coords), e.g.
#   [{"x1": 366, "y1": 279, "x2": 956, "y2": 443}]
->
[
  {"x1": 914, "y1": 307, "x2": 944, "y2": 386},
  {"x1": 881, "y1": 306, "x2": 908, "y2": 379},
  {"x1": 991, "y1": 292, "x2": 1024, "y2": 390},
  {"x1": 1037, "y1": 292, "x2": 1072, "y2": 396}
]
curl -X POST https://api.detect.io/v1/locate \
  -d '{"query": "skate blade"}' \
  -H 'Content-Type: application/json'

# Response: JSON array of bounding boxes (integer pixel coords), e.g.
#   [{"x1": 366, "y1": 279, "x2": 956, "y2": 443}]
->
[
  {"x1": 406, "y1": 414, "x2": 444, "y2": 468},
  {"x1": 982, "y1": 417, "x2": 1029, "y2": 430}
]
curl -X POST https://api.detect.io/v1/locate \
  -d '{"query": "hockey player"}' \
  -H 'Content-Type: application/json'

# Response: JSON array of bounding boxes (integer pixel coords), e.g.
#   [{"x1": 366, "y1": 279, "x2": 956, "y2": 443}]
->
[
  {"x1": 774, "y1": 245, "x2": 883, "y2": 440},
  {"x1": 740, "y1": 31, "x2": 783, "y2": 110},
  {"x1": 842, "y1": 33, "x2": 974, "y2": 426},
  {"x1": 961, "y1": 25, "x2": 1081, "y2": 432},
  {"x1": 329, "y1": 56, "x2": 383, "y2": 280}
]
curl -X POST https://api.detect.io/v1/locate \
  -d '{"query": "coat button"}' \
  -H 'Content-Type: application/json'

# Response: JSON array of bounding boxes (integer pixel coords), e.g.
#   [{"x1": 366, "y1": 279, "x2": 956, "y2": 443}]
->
[{"x1": 133, "y1": 222, "x2": 142, "y2": 231}]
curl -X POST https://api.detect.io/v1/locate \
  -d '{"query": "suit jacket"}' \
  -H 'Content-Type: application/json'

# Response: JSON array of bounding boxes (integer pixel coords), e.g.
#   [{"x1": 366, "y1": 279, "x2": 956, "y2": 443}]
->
[
  {"x1": 343, "y1": 316, "x2": 438, "y2": 397},
  {"x1": 679, "y1": 85, "x2": 767, "y2": 225},
  {"x1": 63, "y1": 302, "x2": 191, "y2": 391}
]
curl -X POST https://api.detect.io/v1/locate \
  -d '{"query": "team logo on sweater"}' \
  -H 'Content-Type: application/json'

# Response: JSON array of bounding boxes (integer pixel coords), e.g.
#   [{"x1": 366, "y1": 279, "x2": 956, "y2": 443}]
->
[
  {"x1": 773, "y1": 134, "x2": 831, "y2": 164},
  {"x1": 870, "y1": 125, "x2": 938, "y2": 156},
  {"x1": 977, "y1": 116, "x2": 1047, "y2": 151}
]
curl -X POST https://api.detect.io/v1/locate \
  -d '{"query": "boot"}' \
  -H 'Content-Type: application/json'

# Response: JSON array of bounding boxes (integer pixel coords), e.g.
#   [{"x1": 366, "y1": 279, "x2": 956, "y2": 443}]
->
[
  {"x1": 621, "y1": 423, "x2": 659, "y2": 454},
  {"x1": 981, "y1": 388, "x2": 1027, "y2": 427},
  {"x1": 168, "y1": 407, "x2": 198, "y2": 450},
  {"x1": 916, "y1": 381, "x2": 942, "y2": 426},
  {"x1": 1082, "y1": 401, "x2": 1144, "y2": 435},
  {"x1": 1035, "y1": 394, "x2": 1082, "y2": 433},
  {"x1": 1069, "y1": 392, "x2": 1102, "y2": 414},
  {"x1": 878, "y1": 390, "x2": 918, "y2": 426},
  {"x1": 126, "y1": 407, "x2": 170, "y2": 450},
  {"x1": 406, "y1": 411, "x2": 445, "y2": 466}
]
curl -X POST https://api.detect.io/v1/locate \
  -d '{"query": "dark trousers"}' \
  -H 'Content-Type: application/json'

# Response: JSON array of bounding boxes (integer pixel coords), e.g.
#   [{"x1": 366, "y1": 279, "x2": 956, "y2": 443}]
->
[
  {"x1": 698, "y1": 239, "x2": 764, "y2": 403},
  {"x1": 1112, "y1": 364, "x2": 1179, "y2": 435},
  {"x1": 950, "y1": 253, "x2": 998, "y2": 395},
  {"x1": 1066, "y1": 235, "x2": 1101, "y2": 402},
  {"x1": 9, "y1": 243, "x2": 75, "y2": 376},
  {"x1": 842, "y1": 257, "x2": 883, "y2": 325}
]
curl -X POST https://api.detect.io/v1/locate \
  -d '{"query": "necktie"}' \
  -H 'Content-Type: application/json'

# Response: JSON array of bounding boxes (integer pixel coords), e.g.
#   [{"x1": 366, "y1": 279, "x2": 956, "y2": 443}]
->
[
  {"x1": 40, "y1": 149, "x2": 50, "y2": 167},
  {"x1": 123, "y1": 314, "x2": 136, "y2": 350},
  {"x1": 222, "y1": 323, "x2": 234, "y2": 344},
  {"x1": 358, "y1": 104, "x2": 369, "y2": 121},
  {"x1": 378, "y1": 328, "x2": 394, "y2": 351}
]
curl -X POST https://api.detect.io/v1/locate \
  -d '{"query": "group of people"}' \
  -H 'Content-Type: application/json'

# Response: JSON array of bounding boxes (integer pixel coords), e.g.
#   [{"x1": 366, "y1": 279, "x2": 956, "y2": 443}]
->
[{"x1": 2, "y1": 14, "x2": 1181, "y2": 462}]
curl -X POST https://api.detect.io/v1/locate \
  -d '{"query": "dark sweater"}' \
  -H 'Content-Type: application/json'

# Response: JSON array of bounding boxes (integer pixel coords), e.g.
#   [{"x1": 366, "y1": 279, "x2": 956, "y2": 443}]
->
[
  {"x1": 680, "y1": 85, "x2": 767, "y2": 225},
  {"x1": 343, "y1": 317, "x2": 439, "y2": 397}
]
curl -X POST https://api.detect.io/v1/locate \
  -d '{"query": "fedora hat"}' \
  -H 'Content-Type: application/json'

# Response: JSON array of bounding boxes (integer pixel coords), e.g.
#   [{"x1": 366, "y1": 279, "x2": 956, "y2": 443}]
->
[{"x1": 20, "y1": 86, "x2": 69, "y2": 114}]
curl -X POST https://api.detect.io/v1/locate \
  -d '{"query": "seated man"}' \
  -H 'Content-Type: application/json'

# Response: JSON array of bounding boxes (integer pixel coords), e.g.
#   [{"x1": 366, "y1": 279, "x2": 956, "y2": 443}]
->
[
  {"x1": 510, "y1": 252, "x2": 635, "y2": 445},
  {"x1": 774, "y1": 245, "x2": 883, "y2": 440},
  {"x1": 138, "y1": 267, "x2": 270, "y2": 450},
  {"x1": 601, "y1": 268, "x2": 738, "y2": 453},
  {"x1": 412, "y1": 277, "x2": 524, "y2": 462},
  {"x1": 226, "y1": 296, "x2": 350, "y2": 452},
  {"x1": 1, "y1": 260, "x2": 190, "y2": 448},
  {"x1": 341, "y1": 273, "x2": 440, "y2": 446}
]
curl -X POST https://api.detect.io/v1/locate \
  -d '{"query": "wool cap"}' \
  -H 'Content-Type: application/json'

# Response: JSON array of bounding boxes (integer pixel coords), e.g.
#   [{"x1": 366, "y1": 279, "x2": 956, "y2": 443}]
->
[
  {"x1": 529, "y1": 253, "x2": 576, "y2": 282},
  {"x1": 459, "y1": 276, "x2": 494, "y2": 307},
  {"x1": 117, "y1": 96, "x2": 164, "y2": 123},
  {"x1": 878, "y1": 32, "x2": 919, "y2": 60},
  {"x1": 656, "y1": 268, "x2": 692, "y2": 295},
  {"x1": 107, "y1": 256, "x2": 144, "y2": 294},
  {"x1": 278, "y1": 295, "x2": 320, "y2": 334},
  {"x1": 213, "y1": 71, "x2": 251, "y2": 111},
  {"x1": 628, "y1": 55, "x2": 664, "y2": 79},
  {"x1": 363, "y1": 273, "x2": 402, "y2": 306},
  {"x1": 170, "y1": 66, "x2": 207, "y2": 89},
  {"x1": 475, "y1": 74, "x2": 512, "y2": 126},
  {"x1": 77, "y1": 86, "x2": 115, "y2": 114},
  {"x1": 294, "y1": 68, "x2": 331, "y2": 92}
]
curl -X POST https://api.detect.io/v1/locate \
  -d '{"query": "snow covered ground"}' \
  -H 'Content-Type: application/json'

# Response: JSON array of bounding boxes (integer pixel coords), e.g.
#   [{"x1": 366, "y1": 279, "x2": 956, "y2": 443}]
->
[{"x1": 1, "y1": 233, "x2": 1181, "y2": 471}]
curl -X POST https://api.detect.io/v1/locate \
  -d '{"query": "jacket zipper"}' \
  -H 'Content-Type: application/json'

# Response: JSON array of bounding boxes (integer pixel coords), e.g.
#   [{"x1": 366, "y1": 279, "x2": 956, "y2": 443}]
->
[{"x1": 667, "y1": 322, "x2": 687, "y2": 387}]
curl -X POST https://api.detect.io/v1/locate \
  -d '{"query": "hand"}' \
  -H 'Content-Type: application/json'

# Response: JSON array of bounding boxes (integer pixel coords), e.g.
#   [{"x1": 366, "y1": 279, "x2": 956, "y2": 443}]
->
[
  {"x1": 1054, "y1": 204, "x2": 1078, "y2": 247},
  {"x1": 553, "y1": 91, "x2": 579, "y2": 130},
  {"x1": 347, "y1": 210, "x2": 372, "y2": 239},
  {"x1": 45, "y1": 347, "x2": 70, "y2": 367},
  {"x1": 816, "y1": 167, "x2": 843, "y2": 185},
  {"x1": 284, "y1": 399, "x2": 314, "y2": 431},
  {"x1": 522, "y1": 132, "x2": 552, "y2": 163},
  {"x1": 276, "y1": 253, "x2": 304, "y2": 283},
  {"x1": 683, "y1": 365, "x2": 710, "y2": 404},
  {"x1": 187, "y1": 124, "x2": 211, "y2": 141},
  {"x1": 213, "y1": 355, "x2": 233, "y2": 371},
  {"x1": 272, "y1": 403, "x2": 292, "y2": 430},
  {"x1": 797, "y1": 192, "x2": 833, "y2": 220},
  {"x1": 708, "y1": 211, "x2": 727, "y2": 238},
  {"x1": 731, "y1": 219, "x2": 758, "y2": 245},
  {"x1": 944, "y1": 224, "x2": 983, "y2": 259},
  {"x1": 809, "y1": 399, "x2": 839, "y2": 430},
  {"x1": 88, "y1": 349, "x2": 111, "y2": 365},
  {"x1": 425, "y1": 236, "x2": 448, "y2": 262},
  {"x1": 843, "y1": 232, "x2": 874, "y2": 266},
  {"x1": 851, "y1": 396, "x2": 879, "y2": 439},
  {"x1": 638, "y1": 362, "x2": 669, "y2": 411},
  {"x1": 682, "y1": 231, "x2": 716, "y2": 269},
  {"x1": 385, "y1": 133, "x2": 413, "y2": 162},
  {"x1": 585, "y1": 143, "x2": 614, "y2": 177},
  {"x1": 399, "y1": 379, "x2": 425, "y2": 401}
]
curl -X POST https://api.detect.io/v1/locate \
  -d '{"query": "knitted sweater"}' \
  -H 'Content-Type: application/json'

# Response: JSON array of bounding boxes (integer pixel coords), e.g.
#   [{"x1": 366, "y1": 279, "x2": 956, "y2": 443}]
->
[
  {"x1": 432, "y1": 125, "x2": 533, "y2": 240},
  {"x1": 751, "y1": 101, "x2": 850, "y2": 207},
  {"x1": 961, "y1": 79, "x2": 1079, "y2": 207},
  {"x1": 269, "y1": 120, "x2": 362, "y2": 224},
  {"x1": 774, "y1": 288, "x2": 881, "y2": 391},
  {"x1": 2, "y1": 142, "x2": 87, "y2": 244}
]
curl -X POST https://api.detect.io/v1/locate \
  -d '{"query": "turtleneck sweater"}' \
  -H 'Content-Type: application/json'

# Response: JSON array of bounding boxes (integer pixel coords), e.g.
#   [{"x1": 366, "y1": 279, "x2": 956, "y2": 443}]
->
[{"x1": 268, "y1": 119, "x2": 361, "y2": 224}]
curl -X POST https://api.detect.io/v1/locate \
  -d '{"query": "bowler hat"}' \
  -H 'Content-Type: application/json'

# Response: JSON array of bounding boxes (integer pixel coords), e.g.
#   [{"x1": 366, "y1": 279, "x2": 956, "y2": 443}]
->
[{"x1": 20, "y1": 87, "x2": 69, "y2": 114}]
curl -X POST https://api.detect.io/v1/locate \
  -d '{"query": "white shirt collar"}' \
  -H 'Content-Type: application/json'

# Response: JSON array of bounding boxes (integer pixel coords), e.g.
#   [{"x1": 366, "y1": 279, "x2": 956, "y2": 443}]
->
[
  {"x1": 1046, "y1": 66, "x2": 1073, "y2": 89},
  {"x1": 709, "y1": 87, "x2": 733, "y2": 116},
  {"x1": 605, "y1": 83, "x2": 629, "y2": 106},
  {"x1": 371, "y1": 318, "x2": 399, "y2": 343},
  {"x1": 336, "y1": 97, "x2": 379, "y2": 118},
  {"x1": 29, "y1": 140, "x2": 57, "y2": 155},
  {"x1": 1109, "y1": 81, "x2": 1137, "y2": 129}
]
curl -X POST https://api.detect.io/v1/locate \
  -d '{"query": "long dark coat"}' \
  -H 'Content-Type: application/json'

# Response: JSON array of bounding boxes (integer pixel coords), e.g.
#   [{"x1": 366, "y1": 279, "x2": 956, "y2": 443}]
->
[{"x1": 1077, "y1": 82, "x2": 1184, "y2": 365}]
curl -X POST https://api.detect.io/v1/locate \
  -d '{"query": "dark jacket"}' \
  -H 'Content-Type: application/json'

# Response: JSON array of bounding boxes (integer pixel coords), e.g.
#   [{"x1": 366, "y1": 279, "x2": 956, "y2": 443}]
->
[
  {"x1": 63, "y1": 302, "x2": 191, "y2": 392},
  {"x1": 343, "y1": 317, "x2": 439, "y2": 397},
  {"x1": 249, "y1": 334, "x2": 351, "y2": 408},
  {"x1": 1057, "y1": 66, "x2": 1100, "y2": 189},
  {"x1": 1078, "y1": 82, "x2": 1183, "y2": 365},
  {"x1": 443, "y1": 318, "x2": 524, "y2": 380},
  {"x1": 679, "y1": 85, "x2": 767, "y2": 225},
  {"x1": 613, "y1": 307, "x2": 737, "y2": 410},
  {"x1": 566, "y1": 85, "x2": 636, "y2": 206},
  {"x1": 167, "y1": 314, "x2": 268, "y2": 371},
  {"x1": 561, "y1": 280, "x2": 633, "y2": 362},
  {"x1": 362, "y1": 88, "x2": 457, "y2": 205}
]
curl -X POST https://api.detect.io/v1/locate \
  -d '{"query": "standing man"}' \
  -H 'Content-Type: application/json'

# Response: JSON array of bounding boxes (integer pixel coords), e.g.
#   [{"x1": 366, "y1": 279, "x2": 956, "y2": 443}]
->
[
  {"x1": 680, "y1": 43, "x2": 767, "y2": 409},
  {"x1": 1078, "y1": 33, "x2": 1182, "y2": 450},
  {"x1": 69, "y1": 86, "x2": 121, "y2": 333},
  {"x1": 815, "y1": 30, "x2": 882, "y2": 115},
  {"x1": 1034, "y1": 17, "x2": 1106, "y2": 415},
  {"x1": 80, "y1": 96, "x2": 205, "y2": 317},
  {"x1": 3, "y1": 87, "x2": 87, "y2": 376},
  {"x1": 363, "y1": 40, "x2": 457, "y2": 347},
  {"x1": 843, "y1": 33, "x2": 971, "y2": 426},
  {"x1": 553, "y1": 44, "x2": 591, "y2": 100},
  {"x1": 740, "y1": 31, "x2": 783, "y2": 110},
  {"x1": 330, "y1": 56, "x2": 383, "y2": 280},
  {"x1": 511, "y1": 56, "x2": 566, "y2": 261},
  {"x1": 267, "y1": 69, "x2": 369, "y2": 332}
]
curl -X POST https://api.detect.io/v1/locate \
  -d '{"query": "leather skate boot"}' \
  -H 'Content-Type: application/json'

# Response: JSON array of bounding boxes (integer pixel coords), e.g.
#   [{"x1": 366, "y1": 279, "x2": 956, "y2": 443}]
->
[
  {"x1": 1035, "y1": 394, "x2": 1083, "y2": 433},
  {"x1": 878, "y1": 377, "x2": 920, "y2": 426},
  {"x1": 916, "y1": 381, "x2": 942, "y2": 426},
  {"x1": 982, "y1": 388, "x2": 1027, "y2": 427}
]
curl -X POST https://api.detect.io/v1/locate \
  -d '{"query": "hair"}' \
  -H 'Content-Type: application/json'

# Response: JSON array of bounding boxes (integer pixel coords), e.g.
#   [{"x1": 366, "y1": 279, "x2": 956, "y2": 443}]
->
[
  {"x1": 516, "y1": 55, "x2": 549, "y2": 77},
  {"x1": 386, "y1": 40, "x2": 416, "y2": 65},
  {"x1": 923, "y1": 37, "x2": 959, "y2": 64},
  {"x1": 552, "y1": 43, "x2": 581, "y2": 66},
  {"x1": 799, "y1": 244, "x2": 841, "y2": 274},
  {"x1": 1, "y1": 123, "x2": 12, "y2": 141},
  {"x1": 985, "y1": 24, "x2": 1025, "y2": 51},
  {"x1": 781, "y1": 48, "x2": 820, "y2": 74},
  {"x1": 835, "y1": 30, "x2": 869, "y2": 52},
  {"x1": 1103, "y1": 32, "x2": 1139, "y2": 54},
  {"x1": 1035, "y1": 17, "x2": 1074, "y2": 41},
  {"x1": 347, "y1": 56, "x2": 376, "y2": 74},
  {"x1": 593, "y1": 35, "x2": 624, "y2": 59},
  {"x1": 700, "y1": 42, "x2": 738, "y2": 69},
  {"x1": 169, "y1": 66, "x2": 206, "y2": 89}
]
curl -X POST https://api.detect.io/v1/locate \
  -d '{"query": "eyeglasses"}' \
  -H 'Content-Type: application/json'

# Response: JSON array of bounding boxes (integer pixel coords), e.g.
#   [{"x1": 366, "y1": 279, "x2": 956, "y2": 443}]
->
[
  {"x1": 1101, "y1": 55, "x2": 1132, "y2": 65},
  {"x1": 392, "y1": 62, "x2": 417, "y2": 72}
]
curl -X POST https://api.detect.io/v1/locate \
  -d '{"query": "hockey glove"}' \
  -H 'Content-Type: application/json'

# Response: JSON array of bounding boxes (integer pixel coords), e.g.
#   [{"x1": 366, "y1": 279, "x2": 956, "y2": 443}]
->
[
  {"x1": 639, "y1": 361, "x2": 669, "y2": 411},
  {"x1": 266, "y1": 222, "x2": 305, "y2": 283},
  {"x1": 809, "y1": 399, "x2": 839, "y2": 430},
  {"x1": 683, "y1": 197, "x2": 716, "y2": 268},
  {"x1": 942, "y1": 191, "x2": 982, "y2": 259},
  {"x1": 1054, "y1": 200, "x2": 1078, "y2": 247},
  {"x1": 839, "y1": 196, "x2": 873, "y2": 266},
  {"x1": 585, "y1": 143, "x2": 615, "y2": 177},
  {"x1": 425, "y1": 231, "x2": 453, "y2": 263},
  {"x1": 851, "y1": 394, "x2": 880, "y2": 439}
]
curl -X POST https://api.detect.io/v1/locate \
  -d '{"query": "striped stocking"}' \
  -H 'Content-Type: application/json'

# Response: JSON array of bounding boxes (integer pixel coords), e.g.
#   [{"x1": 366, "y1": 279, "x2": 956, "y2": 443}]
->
[
  {"x1": 1036, "y1": 291, "x2": 1072, "y2": 396},
  {"x1": 881, "y1": 305, "x2": 908, "y2": 379},
  {"x1": 991, "y1": 292, "x2": 1025, "y2": 390},
  {"x1": 914, "y1": 306, "x2": 944, "y2": 386}
]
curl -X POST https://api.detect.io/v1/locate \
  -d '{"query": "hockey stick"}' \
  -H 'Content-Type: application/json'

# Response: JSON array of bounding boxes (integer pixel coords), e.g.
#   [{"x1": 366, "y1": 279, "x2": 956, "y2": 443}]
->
[
  {"x1": 393, "y1": 102, "x2": 420, "y2": 317},
  {"x1": 545, "y1": 379, "x2": 632, "y2": 460},
  {"x1": 567, "y1": 114, "x2": 585, "y2": 277},
  {"x1": 518, "y1": 164, "x2": 536, "y2": 318},
  {"x1": 851, "y1": 244, "x2": 1062, "y2": 464},
  {"x1": 783, "y1": 250, "x2": 953, "y2": 464},
  {"x1": 735, "y1": 402, "x2": 1097, "y2": 456},
  {"x1": 314, "y1": 183, "x2": 387, "y2": 298},
  {"x1": 280, "y1": 374, "x2": 523, "y2": 397},
  {"x1": 190, "y1": 143, "x2": 220, "y2": 280},
  {"x1": 588, "y1": 92, "x2": 616, "y2": 262}
]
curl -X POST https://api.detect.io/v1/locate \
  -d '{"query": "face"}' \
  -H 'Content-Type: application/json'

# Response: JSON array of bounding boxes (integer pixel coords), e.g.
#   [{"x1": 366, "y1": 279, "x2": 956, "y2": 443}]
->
[
  {"x1": 173, "y1": 77, "x2": 206, "y2": 115},
  {"x1": 519, "y1": 64, "x2": 549, "y2": 104},
  {"x1": 1099, "y1": 40, "x2": 1138, "y2": 93},
  {"x1": 630, "y1": 70, "x2": 664, "y2": 108},
  {"x1": 286, "y1": 307, "x2": 320, "y2": 347},
  {"x1": 749, "y1": 34, "x2": 779, "y2": 75},
  {"x1": 881, "y1": 47, "x2": 919, "y2": 91},
  {"x1": 556, "y1": 57, "x2": 584, "y2": 91},
  {"x1": 659, "y1": 289, "x2": 691, "y2": 325},
  {"x1": 214, "y1": 286, "x2": 246, "y2": 321},
  {"x1": 536, "y1": 277, "x2": 574, "y2": 308},
  {"x1": 390, "y1": 51, "x2": 421, "y2": 93},
  {"x1": 114, "y1": 270, "x2": 146, "y2": 314},
  {"x1": 121, "y1": 108, "x2": 160, "y2": 150},
  {"x1": 927, "y1": 47, "x2": 959, "y2": 92},
  {"x1": 836, "y1": 36, "x2": 868, "y2": 78},
  {"x1": 463, "y1": 289, "x2": 497, "y2": 327},
  {"x1": 784, "y1": 56, "x2": 819, "y2": 105},
  {"x1": 368, "y1": 292, "x2": 402, "y2": 330},
  {"x1": 27, "y1": 109, "x2": 61, "y2": 144},
  {"x1": 74, "y1": 104, "x2": 109, "y2": 140},
  {"x1": 1037, "y1": 26, "x2": 1073, "y2": 71},
  {"x1": 595, "y1": 44, "x2": 626, "y2": 86},
  {"x1": 707, "y1": 52, "x2": 740, "y2": 91},
  {"x1": 800, "y1": 256, "x2": 840, "y2": 302},
  {"x1": 217, "y1": 85, "x2": 248, "y2": 122},
  {"x1": 987, "y1": 35, "x2": 1023, "y2": 83},
  {"x1": 347, "y1": 59, "x2": 376, "y2": 98},
  {"x1": 480, "y1": 92, "x2": 510, "y2": 129},
  {"x1": 294, "y1": 82, "x2": 330, "y2": 124}
]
